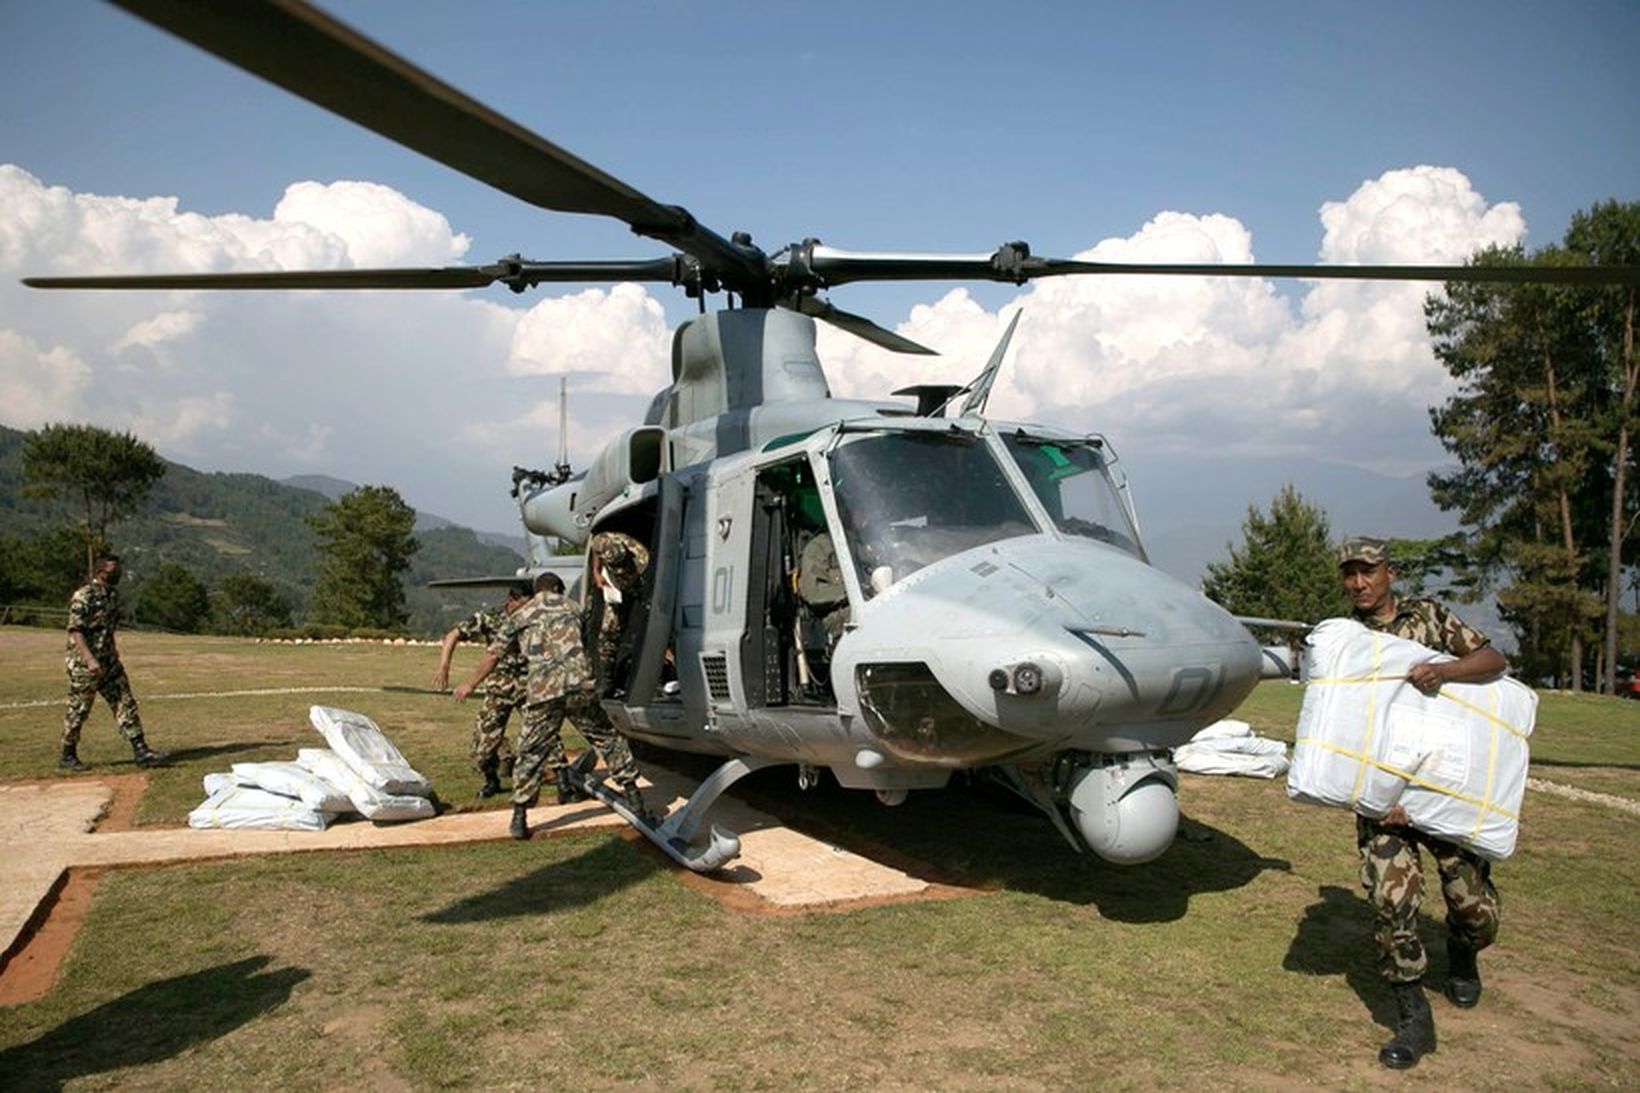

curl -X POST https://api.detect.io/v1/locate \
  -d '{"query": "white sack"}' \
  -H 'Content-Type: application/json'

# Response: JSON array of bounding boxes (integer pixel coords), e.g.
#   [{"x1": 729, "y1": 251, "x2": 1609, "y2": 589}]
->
[
  {"x1": 202, "y1": 772, "x2": 237, "y2": 796},
  {"x1": 1175, "y1": 719, "x2": 1290, "y2": 778},
  {"x1": 230, "y1": 760, "x2": 354, "y2": 813},
  {"x1": 187, "y1": 784, "x2": 331, "y2": 831},
  {"x1": 1289, "y1": 618, "x2": 1535, "y2": 860},
  {"x1": 308, "y1": 705, "x2": 432, "y2": 796},
  {"x1": 296, "y1": 747, "x2": 436, "y2": 823}
]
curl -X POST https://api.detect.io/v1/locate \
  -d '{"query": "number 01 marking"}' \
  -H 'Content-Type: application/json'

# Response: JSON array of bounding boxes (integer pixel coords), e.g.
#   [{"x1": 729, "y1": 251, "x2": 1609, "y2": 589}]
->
[{"x1": 712, "y1": 566, "x2": 733, "y2": 614}]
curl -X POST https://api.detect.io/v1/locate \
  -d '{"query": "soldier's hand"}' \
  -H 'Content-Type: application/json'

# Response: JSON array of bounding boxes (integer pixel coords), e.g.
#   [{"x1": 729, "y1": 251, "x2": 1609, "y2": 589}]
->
[
  {"x1": 1407, "y1": 661, "x2": 1446, "y2": 695},
  {"x1": 432, "y1": 669, "x2": 450, "y2": 691},
  {"x1": 453, "y1": 684, "x2": 472, "y2": 702},
  {"x1": 1384, "y1": 804, "x2": 1411, "y2": 827}
]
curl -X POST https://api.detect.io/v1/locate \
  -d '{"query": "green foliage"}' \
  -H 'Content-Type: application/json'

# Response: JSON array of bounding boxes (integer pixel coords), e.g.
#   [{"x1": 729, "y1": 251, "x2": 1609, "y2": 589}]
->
[
  {"x1": 0, "y1": 525, "x2": 85, "y2": 613},
  {"x1": 1425, "y1": 205, "x2": 1640, "y2": 688},
  {"x1": 1202, "y1": 485, "x2": 1346, "y2": 629},
  {"x1": 132, "y1": 562, "x2": 211, "y2": 633},
  {"x1": 307, "y1": 485, "x2": 420, "y2": 630},
  {"x1": 21, "y1": 423, "x2": 167, "y2": 573},
  {"x1": 211, "y1": 573, "x2": 293, "y2": 636}
]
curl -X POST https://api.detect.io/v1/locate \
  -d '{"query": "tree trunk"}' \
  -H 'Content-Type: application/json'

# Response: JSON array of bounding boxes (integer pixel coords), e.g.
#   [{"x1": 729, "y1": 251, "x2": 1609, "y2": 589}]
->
[
  {"x1": 1604, "y1": 288, "x2": 1637, "y2": 694},
  {"x1": 1543, "y1": 349, "x2": 1584, "y2": 691}
]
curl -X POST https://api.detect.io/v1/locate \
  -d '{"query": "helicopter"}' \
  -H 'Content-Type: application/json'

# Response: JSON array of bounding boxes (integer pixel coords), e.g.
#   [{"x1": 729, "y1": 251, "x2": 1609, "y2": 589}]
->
[{"x1": 25, "y1": 1, "x2": 1640, "y2": 872}]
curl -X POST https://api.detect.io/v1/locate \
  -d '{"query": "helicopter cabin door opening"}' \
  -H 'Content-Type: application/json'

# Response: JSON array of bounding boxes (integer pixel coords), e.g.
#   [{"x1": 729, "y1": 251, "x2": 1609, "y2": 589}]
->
[{"x1": 744, "y1": 456, "x2": 840, "y2": 709}]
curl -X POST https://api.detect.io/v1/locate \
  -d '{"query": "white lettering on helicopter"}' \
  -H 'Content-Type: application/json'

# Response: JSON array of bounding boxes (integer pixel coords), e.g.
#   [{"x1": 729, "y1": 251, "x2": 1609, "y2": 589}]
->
[{"x1": 712, "y1": 565, "x2": 734, "y2": 615}]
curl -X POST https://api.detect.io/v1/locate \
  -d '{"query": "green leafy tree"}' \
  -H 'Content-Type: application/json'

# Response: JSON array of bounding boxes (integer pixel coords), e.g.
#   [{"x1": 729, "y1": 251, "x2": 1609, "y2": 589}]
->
[
  {"x1": 134, "y1": 561, "x2": 211, "y2": 633},
  {"x1": 0, "y1": 527, "x2": 88, "y2": 621},
  {"x1": 1203, "y1": 485, "x2": 1347, "y2": 631},
  {"x1": 21, "y1": 423, "x2": 168, "y2": 576},
  {"x1": 1566, "y1": 200, "x2": 1640, "y2": 693},
  {"x1": 1427, "y1": 241, "x2": 1614, "y2": 689},
  {"x1": 214, "y1": 573, "x2": 294, "y2": 636},
  {"x1": 306, "y1": 485, "x2": 419, "y2": 630}
]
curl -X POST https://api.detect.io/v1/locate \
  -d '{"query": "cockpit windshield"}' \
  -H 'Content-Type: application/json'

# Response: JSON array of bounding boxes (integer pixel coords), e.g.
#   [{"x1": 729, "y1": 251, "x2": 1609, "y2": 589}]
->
[
  {"x1": 1002, "y1": 434, "x2": 1142, "y2": 557},
  {"x1": 828, "y1": 430, "x2": 1037, "y2": 597}
]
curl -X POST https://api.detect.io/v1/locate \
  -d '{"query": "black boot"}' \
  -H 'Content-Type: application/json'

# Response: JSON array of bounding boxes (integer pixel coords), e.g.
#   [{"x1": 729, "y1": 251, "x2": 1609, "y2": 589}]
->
[
  {"x1": 621, "y1": 783, "x2": 656, "y2": 825},
  {"x1": 59, "y1": 745, "x2": 89, "y2": 773},
  {"x1": 1379, "y1": 980, "x2": 1437, "y2": 1069},
  {"x1": 131, "y1": 737, "x2": 167, "y2": 768},
  {"x1": 1446, "y1": 939, "x2": 1482, "y2": 1008},
  {"x1": 476, "y1": 770, "x2": 503, "y2": 799},
  {"x1": 509, "y1": 804, "x2": 531, "y2": 841},
  {"x1": 555, "y1": 768, "x2": 588, "y2": 805}
]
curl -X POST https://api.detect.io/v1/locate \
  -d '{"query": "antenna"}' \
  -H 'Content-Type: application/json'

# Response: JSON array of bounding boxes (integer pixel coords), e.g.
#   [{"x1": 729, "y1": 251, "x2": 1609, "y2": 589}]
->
[{"x1": 555, "y1": 376, "x2": 570, "y2": 481}]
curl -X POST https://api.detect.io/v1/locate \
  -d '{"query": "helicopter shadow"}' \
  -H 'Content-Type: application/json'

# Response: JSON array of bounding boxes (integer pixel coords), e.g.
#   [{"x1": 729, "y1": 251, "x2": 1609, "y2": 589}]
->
[
  {"x1": 0, "y1": 955, "x2": 309, "y2": 1091},
  {"x1": 725, "y1": 767, "x2": 1292, "y2": 924},
  {"x1": 419, "y1": 836, "x2": 658, "y2": 925}
]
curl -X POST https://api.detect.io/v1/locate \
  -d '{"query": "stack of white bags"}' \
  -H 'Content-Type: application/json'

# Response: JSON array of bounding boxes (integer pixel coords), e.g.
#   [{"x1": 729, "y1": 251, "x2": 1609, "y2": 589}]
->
[
  {"x1": 187, "y1": 705, "x2": 436, "y2": 831},
  {"x1": 1174, "y1": 719, "x2": 1291, "y2": 778},
  {"x1": 1288, "y1": 618, "x2": 1536, "y2": 860}
]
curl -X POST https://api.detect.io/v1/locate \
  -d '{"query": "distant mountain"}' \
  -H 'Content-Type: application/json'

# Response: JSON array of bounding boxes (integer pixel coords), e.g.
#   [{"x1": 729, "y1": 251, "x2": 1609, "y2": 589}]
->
[
  {"x1": 2, "y1": 425, "x2": 524, "y2": 634},
  {"x1": 282, "y1": 473, "x2": 527, "y2": 552}
]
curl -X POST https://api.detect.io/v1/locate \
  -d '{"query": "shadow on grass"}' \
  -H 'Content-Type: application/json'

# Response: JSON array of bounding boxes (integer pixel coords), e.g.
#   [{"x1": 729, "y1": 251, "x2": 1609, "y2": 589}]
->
[
  {"x1": 722, "y1": 765, "x2": 1291, "y2": 924},
  {"x1": 150, "y1": 740, "x2": 291, "y2": 765},
  {"x1": 1529, "y1": 758, "x2": 1640, "y2": 771},
  {"x1": 420, "y1": 837, "x2": 657, "y2": 924},
  {"x1": 1282, "y1": 884, "x2": 1454, "y2": 1034},
  {"x1": 0, "y1": 955, "x2": 309, "y2": 1090}
]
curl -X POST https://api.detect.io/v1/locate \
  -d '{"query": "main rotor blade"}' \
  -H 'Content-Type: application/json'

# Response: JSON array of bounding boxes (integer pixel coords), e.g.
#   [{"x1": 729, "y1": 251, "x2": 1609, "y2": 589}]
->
[
  {"x1": 108, "y1": 0, "x2": 762, "y2": 284},
  {"x1": 23, "y1": 257, "x2": 686, "y2": 292},
  {"x1": 806, "y1": 245, "x2": 1640, "y2": 287},
  {"x1": 792, "y1": 298, "x2": 937, "y2": 355}
]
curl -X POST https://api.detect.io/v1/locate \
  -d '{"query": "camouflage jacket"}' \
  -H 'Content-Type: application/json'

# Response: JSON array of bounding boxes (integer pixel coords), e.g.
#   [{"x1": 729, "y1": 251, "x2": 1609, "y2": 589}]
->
[
  {"x1": 797, "y1": 532, "x2": 846, "y2": 611},
  {"x1": 1355, "y1": 597, "x2": 1490, "y2": 659},
  {"x1": 493, "y1": 591, "x2": 592, "y2": 703},
  {"x1": 455, "y1": 606, "x2": 527, "y2": 681},
  {"x1": 65, "y1": 579, "x2": 120, "y2": 663},
  {"x1": 590, "y1": 530, "x2": 649, "y2": 595}
]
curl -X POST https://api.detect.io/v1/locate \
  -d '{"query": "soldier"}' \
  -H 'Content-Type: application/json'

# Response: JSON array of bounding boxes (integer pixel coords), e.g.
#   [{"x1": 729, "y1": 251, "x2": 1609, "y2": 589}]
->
[
  {"x1": 1337, "y1": 536, "x2": 1508, "y2": 1070},
  {"x1": 432, "y1": 584, "x2": 531, "y2": 798},
  {"x1": 586, "y1": 529, "x2": 649, "y2": 697},
  {"x1": 796, "y1": 530, "x2": 850, "y2": 642},
  {"x1": 455, "y1": 572, "x2": 653, "y2": 840},
  {"x1": 60, "y1": 554, "x2": 165, "y2": 771}
]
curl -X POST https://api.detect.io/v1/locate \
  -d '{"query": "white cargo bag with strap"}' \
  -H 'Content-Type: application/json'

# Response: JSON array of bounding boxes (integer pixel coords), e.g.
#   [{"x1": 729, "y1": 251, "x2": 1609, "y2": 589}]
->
[
  {"x1": 1289, "y1": 618, "x2": 1535, "y2": 860},
  {"x1": 308, "y1": 705, "x2": 432, "y2": 796},
  {"x1": 187, "y1": 784, "x2": 331, "y2": 831},
  {"x1": 230, "y1": 760, "x2": 354, "y2": 813},
  {"x1": 295, "y1": 747, "x2": 435, "y2": 822}
]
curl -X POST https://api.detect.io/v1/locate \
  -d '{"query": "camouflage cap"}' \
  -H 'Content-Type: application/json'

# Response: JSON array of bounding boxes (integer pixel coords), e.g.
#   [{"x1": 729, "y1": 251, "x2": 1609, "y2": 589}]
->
[{"x1": 1337, "y1": 536, "x2": 1390, "y2": 567}]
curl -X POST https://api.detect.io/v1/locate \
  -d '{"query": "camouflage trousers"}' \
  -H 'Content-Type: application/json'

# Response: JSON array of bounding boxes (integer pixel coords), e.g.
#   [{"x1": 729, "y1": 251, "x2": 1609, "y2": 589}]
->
[
  {"x1": 470, "y1": 677, "x2": 523, "y2": 777},
  {"x1": 62, "y1": 661, "x2": 144, "y2": 748},
  {"x1": 512, "y1": 688, "x2": 642, "y2": 808},
  {"x1": 1357, "y1": 814, "x2": 1500, "y2": 983}
]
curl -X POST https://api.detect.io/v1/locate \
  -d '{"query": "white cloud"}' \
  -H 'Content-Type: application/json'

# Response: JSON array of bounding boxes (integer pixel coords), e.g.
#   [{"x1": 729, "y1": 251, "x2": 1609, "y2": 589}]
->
[
  {"x1": 505, "y1": 283, "x2": 673, "y2": 395},
  {"x1": 0, "y1": 162, "x2": 1532, "y2": 530}
]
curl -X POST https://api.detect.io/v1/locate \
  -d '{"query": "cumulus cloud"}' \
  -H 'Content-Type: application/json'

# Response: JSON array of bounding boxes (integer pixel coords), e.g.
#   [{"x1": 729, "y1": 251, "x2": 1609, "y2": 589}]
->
[{"x1": 0, "y1": 162, "x2": 1532, "y2": 530}]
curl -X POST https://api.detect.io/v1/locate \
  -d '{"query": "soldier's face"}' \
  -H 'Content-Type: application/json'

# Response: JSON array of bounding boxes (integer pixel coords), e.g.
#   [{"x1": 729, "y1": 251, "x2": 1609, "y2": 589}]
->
[
  {"x1": 96, "y1": 559, "x2": 121, "y2": 585},
  {"x1": 1340, "y1": 560, "x2": 1393, "y2": 616}
]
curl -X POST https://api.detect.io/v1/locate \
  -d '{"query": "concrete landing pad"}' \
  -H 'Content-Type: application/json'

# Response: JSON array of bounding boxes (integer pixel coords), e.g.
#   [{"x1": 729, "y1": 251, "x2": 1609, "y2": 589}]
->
[{"x1": 0, "y1": 769, "x2": 928, "y2": 976}]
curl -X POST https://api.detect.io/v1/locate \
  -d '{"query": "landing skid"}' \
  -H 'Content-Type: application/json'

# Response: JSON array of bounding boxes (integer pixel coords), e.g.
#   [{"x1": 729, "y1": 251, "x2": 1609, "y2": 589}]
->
[{"x1": 568, "y1": 752, "x2": 784, "y2": 874}]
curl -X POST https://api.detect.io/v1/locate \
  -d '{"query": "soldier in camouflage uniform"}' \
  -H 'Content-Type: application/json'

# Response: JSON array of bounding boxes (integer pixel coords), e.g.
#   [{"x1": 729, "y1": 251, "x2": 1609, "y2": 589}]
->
[
  {"x1": 1338, "y1": 536, "x2": 1509, "y2": 1070},
  {"x1": 60, "y1": 554, "x2": 165, "y2": 771},
  {"x1": 455, "y1": 573, "x2": 653, "y2": 840},
  {"x1": 586, "y1": 529, "x2": 649, "y2": 698},
  {"x1": 433, "y1": 584, "x2": 530, "y2": 798}
]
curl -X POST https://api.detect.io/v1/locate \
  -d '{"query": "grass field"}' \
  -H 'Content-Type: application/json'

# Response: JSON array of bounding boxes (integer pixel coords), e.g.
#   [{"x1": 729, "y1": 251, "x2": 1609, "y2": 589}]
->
[{"x1": 0, "y1": 625, "x2": 1636, "y2": 1089}]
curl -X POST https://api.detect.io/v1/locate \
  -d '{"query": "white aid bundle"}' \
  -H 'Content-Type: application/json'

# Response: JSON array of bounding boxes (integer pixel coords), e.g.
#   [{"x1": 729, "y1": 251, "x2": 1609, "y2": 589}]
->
[
  {"x1": 1174, "y1": 718, "x2": 1290, "y2": 779},
  {"x1": 188, "y1": 784, "x2": 331, "y2": 831},
  {"x1": 308, "y1": 705, "x2": 432, "y2": 796},
  {"x1": 229, "y1": 760, "x2": 354, "y2": 813},
  {"x1": 295, "y1": 747, "x2": 435, "y2": 822},
  {"x1": 1289, "y1": 618, "x2": 1535, "y2": 860}
]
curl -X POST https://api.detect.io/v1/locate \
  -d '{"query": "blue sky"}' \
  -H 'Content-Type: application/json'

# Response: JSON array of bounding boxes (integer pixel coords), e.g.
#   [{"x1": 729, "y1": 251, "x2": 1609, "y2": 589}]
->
[{"x1": 1, "y1": 0, "x2": 1636, "y2": 561}]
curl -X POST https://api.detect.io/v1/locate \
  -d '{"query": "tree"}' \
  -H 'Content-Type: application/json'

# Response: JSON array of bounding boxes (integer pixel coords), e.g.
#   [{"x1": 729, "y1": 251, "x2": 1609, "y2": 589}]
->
[
  {"x1": 306, "y1": 485, "x2": 419, "y2": 630},
  {"x1": 1566, "y1": 201, "x2": 1640, "y2": 694},
  {"x1": 0, "y1": 526, "x2": 88, "y2": 620},
  {"x1": 134, "y1": 562, "x2": 211, "y2": 633},
  {"x1": 21, "y1": 423, "x2": 168, "y2": 576},
  {"x1": 214, "y1": 573, "x2": 294, "y2": 635},
  {"x1": 1203, "y1": 485, "x2": 1347, "y2": 630}
]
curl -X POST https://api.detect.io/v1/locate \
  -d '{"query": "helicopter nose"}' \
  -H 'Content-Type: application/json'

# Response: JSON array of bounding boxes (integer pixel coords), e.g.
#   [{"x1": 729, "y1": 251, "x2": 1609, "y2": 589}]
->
[{"x1": 831, "y1": 537, "x2": 1261, "y2": 762}]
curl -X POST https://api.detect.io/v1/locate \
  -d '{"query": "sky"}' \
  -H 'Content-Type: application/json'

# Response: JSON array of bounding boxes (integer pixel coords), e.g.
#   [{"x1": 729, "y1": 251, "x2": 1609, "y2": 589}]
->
[{"x1": 2, "y1": 0, "x2": 1637, "y2": 564}]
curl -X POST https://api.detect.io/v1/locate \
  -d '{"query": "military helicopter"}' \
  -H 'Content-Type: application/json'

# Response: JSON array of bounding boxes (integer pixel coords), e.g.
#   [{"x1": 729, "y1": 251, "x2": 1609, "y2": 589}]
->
[{"x1": 27, "y1": 1, "x2": 1640, "y2": 872}]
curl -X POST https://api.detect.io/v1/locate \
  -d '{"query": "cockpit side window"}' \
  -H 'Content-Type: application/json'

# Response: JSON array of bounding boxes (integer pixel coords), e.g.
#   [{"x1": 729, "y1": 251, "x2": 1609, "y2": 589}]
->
[
  {"x1": 1002, "y1": 434, "x2": 1141, "y2": 556},
  {"x1": 828, "y1": 431, "x2": 1037, "y2": 597}
]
